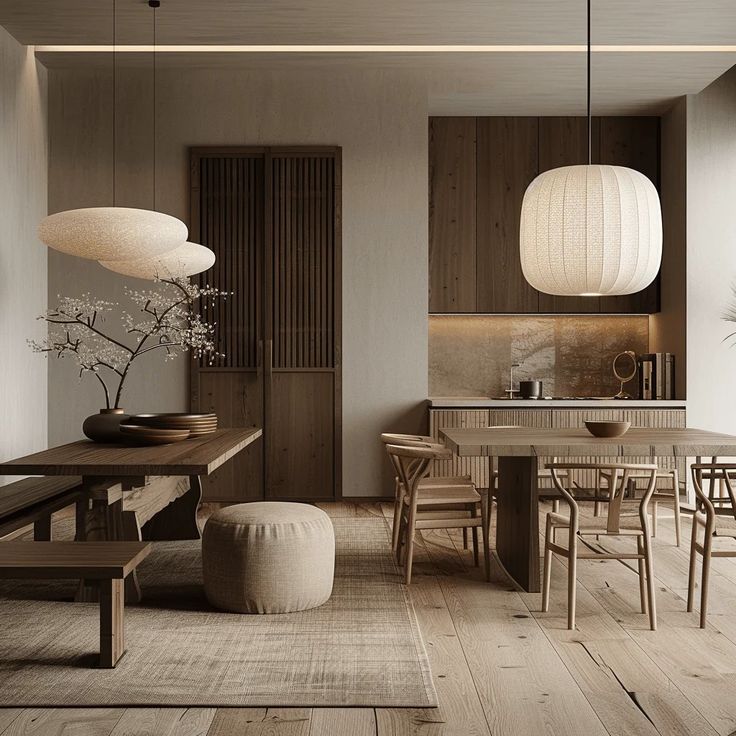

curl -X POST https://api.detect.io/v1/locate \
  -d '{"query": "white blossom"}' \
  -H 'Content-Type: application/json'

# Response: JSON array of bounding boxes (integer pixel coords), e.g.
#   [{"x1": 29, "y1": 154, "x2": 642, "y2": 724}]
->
[{"x1": 29, "y1": 277, "x2": 229, "y2": 409}]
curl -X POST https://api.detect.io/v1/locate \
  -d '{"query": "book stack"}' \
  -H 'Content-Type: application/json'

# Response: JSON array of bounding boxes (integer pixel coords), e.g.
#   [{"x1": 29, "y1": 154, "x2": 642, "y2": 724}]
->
[{"x1": 638, "y1": 353, "x2": 675, "y2": 400}]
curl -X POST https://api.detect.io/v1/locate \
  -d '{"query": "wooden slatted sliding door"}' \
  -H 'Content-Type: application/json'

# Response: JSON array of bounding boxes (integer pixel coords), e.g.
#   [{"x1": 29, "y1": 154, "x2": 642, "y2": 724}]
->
[
  {"x1": 266, "y1": 151, "x2": 341, "y2": 499},
  {"x1": 190, "y1": 146, "x2": 341, "y2": 502},
  {"x1": 191, "y1": 151, "x2": 266, "y2": 502}
]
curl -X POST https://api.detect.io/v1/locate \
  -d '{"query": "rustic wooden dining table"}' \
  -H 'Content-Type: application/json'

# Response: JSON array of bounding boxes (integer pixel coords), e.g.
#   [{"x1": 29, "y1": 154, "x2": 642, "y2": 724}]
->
[
  {"x1": 0, "y1": 428, "x2": 262, "y2": 602},
  {"x1": 440, "y1": 426, "x2": 736, "y2": 593}
]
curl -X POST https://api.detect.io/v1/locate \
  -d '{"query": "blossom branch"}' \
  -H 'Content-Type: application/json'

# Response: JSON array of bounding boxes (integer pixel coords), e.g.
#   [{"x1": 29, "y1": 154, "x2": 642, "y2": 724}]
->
[{"x1": 30, "y1": 277, "x2": 230, "y2": 409}]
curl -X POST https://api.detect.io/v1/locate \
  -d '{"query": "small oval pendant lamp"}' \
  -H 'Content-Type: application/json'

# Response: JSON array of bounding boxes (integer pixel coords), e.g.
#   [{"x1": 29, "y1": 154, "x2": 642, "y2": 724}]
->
[
  {"x1": 519, "y1": 0, "x2": 662, "y2": 297},
  {"x1": 99, "y1": 241, "x2": 216, "y2": 280}
]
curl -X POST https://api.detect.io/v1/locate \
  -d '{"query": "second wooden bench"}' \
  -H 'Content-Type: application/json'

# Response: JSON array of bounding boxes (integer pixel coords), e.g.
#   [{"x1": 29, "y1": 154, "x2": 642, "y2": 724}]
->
[
  {"x1": 0, "y1": 541, "x2": 151, "y2": 667},
  {"x1": 0, "y1": 476, "x2": 84, "y2": 540}
]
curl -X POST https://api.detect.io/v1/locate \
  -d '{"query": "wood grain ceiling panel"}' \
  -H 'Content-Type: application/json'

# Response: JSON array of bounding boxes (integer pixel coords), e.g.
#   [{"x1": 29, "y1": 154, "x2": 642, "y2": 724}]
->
[
  {"x1": 2, "y1": 0, "x2": 736, "y2": 46},
  {"x1": 5, "y1": 0, "x2": 736, "y2": 115}
]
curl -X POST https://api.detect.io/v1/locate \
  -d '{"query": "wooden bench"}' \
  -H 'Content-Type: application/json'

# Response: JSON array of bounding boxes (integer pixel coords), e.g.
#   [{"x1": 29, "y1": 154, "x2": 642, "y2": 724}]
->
[
  {"x1": 0, "y1": 476, "x2": 84, "y2": 540},
  {"x1": 0, "y1": 541, "x2": 151, "y2": 667}
]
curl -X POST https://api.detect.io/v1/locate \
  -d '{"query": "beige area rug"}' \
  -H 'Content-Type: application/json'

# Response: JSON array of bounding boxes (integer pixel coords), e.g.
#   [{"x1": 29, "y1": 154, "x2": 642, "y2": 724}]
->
[{"x1": 0, "y1": 517, "x2": 437, "y2": 708}]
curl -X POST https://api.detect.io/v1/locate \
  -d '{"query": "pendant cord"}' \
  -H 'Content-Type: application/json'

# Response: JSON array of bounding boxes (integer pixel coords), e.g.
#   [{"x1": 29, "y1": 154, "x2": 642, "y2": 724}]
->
[
  {"x1": 152, "y1": 1, "x2": 157, "y2": 212},
  {"x1": 587, "y1": 0, "x2": 591, "y2": 165},
  {"x1": 112, "y1": 0, "x2": 116, "y2": 206}
]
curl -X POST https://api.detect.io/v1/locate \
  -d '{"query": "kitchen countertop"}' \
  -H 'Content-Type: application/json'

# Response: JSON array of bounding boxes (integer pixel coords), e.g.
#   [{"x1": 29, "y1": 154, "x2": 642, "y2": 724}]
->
[{"x1": 428, "y1": 397, "x2": 686, "y2": 409}]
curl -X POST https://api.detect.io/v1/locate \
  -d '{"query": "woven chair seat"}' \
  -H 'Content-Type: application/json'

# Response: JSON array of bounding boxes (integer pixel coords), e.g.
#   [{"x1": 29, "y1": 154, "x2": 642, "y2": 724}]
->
[{"x1": 404, "y1": 485, "x2": 481, "y2": 506}]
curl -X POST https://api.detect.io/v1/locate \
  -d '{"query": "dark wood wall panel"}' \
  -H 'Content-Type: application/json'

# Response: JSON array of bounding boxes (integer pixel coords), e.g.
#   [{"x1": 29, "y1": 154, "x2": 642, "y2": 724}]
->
[
  {"x1": 271, "y1": 155, "x2": 336, "y2": 369},
  {"x1": 429, "y1": 117, "x2": 477, "y2": 312},
  {"x1": 196, "y1": 155, "x2": 264, "y2": 367},
  {"x1": 476, "y1": 117, "x2": 539, "y2": 313}
]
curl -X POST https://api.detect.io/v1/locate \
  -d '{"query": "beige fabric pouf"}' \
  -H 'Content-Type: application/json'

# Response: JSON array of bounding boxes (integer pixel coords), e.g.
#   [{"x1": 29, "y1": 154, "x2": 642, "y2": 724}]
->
[{"x1": 202, "y1": 502, "x2": 335, "y2": 614}]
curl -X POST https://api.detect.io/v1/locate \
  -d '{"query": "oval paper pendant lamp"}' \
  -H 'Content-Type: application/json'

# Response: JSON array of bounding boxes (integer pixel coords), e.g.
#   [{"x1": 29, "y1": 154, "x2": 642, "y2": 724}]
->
[
  {"x1": 519, "y1": 164, "x2": 662, "y2": 296},
  {"x1": 99, "y1": 241, "x2": 215, "y2": 280},
  {"x1": 38, "y1": 207, "x2": 188, "y2": 261}
]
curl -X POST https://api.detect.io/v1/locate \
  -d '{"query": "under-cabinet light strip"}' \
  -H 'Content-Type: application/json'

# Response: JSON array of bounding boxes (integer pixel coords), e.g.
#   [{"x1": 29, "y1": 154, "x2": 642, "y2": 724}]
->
[
  {"x1": 429, "y1": 313, "x2": 650, "y2": 317},
  {"x1": 35, "y1": 44, "x2": 736, "y2": 54}
]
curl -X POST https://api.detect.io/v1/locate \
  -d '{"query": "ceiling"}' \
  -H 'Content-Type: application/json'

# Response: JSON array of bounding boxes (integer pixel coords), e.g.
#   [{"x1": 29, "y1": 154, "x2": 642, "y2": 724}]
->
[{"x1": 2, "y1": 0, "x2": 736, "y2": 115}]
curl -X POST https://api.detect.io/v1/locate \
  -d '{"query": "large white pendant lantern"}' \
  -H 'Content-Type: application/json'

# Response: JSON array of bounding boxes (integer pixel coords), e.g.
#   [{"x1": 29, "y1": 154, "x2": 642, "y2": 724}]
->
[
  {"x1": 99, "y1": 241, "x2": 215, "y2": 280},
  {"x1": 520, "y1": 164, "x2": 662, "y2": 296},
  {"x1": 519, "y1": 0, "x2": 662, "y2": 297},
  {"x1": 39, "y1": 207, "x2": 187, "y2": 261}
]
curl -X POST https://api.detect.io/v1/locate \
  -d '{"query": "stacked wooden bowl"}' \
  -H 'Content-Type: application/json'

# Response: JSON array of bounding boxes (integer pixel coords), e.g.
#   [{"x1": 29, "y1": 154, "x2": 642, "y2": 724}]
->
[
  {"x1": 120, "y1": 424, "x2": 191, "y2": 446},
  {"x1": 121, "y1": 413, "x2": 218, "y2": 445}
]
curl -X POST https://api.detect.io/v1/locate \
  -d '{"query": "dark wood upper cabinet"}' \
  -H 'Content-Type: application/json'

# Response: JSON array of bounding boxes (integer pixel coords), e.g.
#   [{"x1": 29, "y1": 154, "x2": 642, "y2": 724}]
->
[
  {"x1": 599, "y1": 117, "x2": 659, "y2": 184},
  {"x1": 428, "y1": 117, "x2": 477, "y2": 312},
  {"x1": 476, "y1": 117, "x2": 539, "y2": 313},
  {"x1": 428, "y1": 115, "x2": 662, "y2": 315}
]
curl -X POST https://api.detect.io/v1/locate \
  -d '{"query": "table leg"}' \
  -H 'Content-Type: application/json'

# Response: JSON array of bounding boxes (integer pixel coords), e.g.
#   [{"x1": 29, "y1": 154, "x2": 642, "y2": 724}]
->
[
  {"x1": 141, "y1": 475, "x2": 203, "y2": 541},
  {"x1": 76, "y1": 481, "x2": 142, "y2": 604},
  {"x1": 495, "y1": 456, "x2": 540, "y2": 593}
]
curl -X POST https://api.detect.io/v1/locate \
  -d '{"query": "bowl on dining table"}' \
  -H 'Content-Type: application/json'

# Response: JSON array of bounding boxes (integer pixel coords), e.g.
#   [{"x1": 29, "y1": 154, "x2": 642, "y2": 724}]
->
[
  {"x1": 584, "y1": 420, "x2": 631, "y2": 438},
  {"x1": 119, "y1": 424, "x2": 191, "y2": 445}
]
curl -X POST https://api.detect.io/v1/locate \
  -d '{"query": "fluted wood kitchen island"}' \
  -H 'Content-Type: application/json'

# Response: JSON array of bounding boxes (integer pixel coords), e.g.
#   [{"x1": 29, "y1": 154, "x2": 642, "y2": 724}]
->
[{"x1": 441, "y1": 425, "x2": 736, "y2": 592}]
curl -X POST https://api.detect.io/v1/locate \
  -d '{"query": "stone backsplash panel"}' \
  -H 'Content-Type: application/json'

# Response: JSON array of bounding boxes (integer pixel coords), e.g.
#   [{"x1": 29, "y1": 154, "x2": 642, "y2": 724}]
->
[{"x1": 429, "y1": 315, "x2": 649, "y2": 398}]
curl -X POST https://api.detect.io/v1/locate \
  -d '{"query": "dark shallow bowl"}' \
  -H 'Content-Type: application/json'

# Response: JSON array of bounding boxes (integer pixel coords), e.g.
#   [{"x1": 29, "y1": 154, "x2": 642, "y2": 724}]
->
[
  {"x1": 584, "y1": 420, "x2": 631, "y2": 438},
  {"x1": 119, "y1": 424, "x2": 191, "y2": 445}
]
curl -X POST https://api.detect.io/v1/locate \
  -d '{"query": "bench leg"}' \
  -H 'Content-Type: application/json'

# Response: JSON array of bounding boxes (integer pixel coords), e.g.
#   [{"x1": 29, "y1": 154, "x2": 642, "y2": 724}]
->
[
  {"x1": 75, "y1": 499, "x2": 89, "y2": 541},
  {"x1": 99, "y1": 578, "x2": 125, "y2": 668},
  {"x1": 78, "y1": 498, "x2": 142, "y2": 605},
  {"x1": 33, "y1": 514, "x2": 52, "y2": 541}
]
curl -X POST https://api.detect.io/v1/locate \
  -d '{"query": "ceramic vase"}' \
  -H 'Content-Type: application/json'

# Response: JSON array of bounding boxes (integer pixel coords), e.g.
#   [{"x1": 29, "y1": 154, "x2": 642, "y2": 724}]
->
[{"x1": 82, "y1": 408, "x2": 130, "y2": 443}]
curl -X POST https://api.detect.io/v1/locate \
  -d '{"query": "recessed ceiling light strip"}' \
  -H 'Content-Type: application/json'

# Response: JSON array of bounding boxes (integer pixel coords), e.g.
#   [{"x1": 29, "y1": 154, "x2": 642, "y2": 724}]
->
[{"x1": 34, "y1": 44, "x2": 736, "y2": 53}]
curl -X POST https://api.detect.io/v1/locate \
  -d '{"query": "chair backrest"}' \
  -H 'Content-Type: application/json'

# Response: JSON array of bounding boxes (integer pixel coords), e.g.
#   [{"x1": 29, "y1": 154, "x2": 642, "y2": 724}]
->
[
  {"x1": 547, "y1": 462, "x2": 658, "y2": 533},
  {"x1": 691, "y1": 463, "x2": 736, "y2": 529},
  {"x1": 385, "y1": 443, "x2": 451, "y2": 507},
  {"x1": 381, "y1": 434, "x2": 439, "y2": 489},
  {"x1": 380, "y1": 432, "x2": 435, "y2": 446}
]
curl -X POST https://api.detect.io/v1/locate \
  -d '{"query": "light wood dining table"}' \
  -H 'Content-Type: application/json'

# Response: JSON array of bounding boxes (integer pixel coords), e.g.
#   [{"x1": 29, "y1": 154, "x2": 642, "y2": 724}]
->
[
  {"x1": 440, "y1": 426, "x2": 736, "y2": 593},
  {"x1": 0, "y1": 428, "x2": 262, "y2": 602}
]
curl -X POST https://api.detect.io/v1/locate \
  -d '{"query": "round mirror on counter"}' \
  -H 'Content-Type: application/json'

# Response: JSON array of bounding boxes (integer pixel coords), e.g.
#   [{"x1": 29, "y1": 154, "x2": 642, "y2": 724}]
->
[{"x1": 613, "y1": 351, "x2": 638, "y2": 399}]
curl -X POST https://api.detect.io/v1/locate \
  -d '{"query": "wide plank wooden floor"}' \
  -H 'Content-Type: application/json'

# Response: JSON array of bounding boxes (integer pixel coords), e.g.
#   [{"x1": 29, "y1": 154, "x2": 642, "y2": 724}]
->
[{"x1": 2, "y1": 501, "x2": 735, "y2": 735}]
